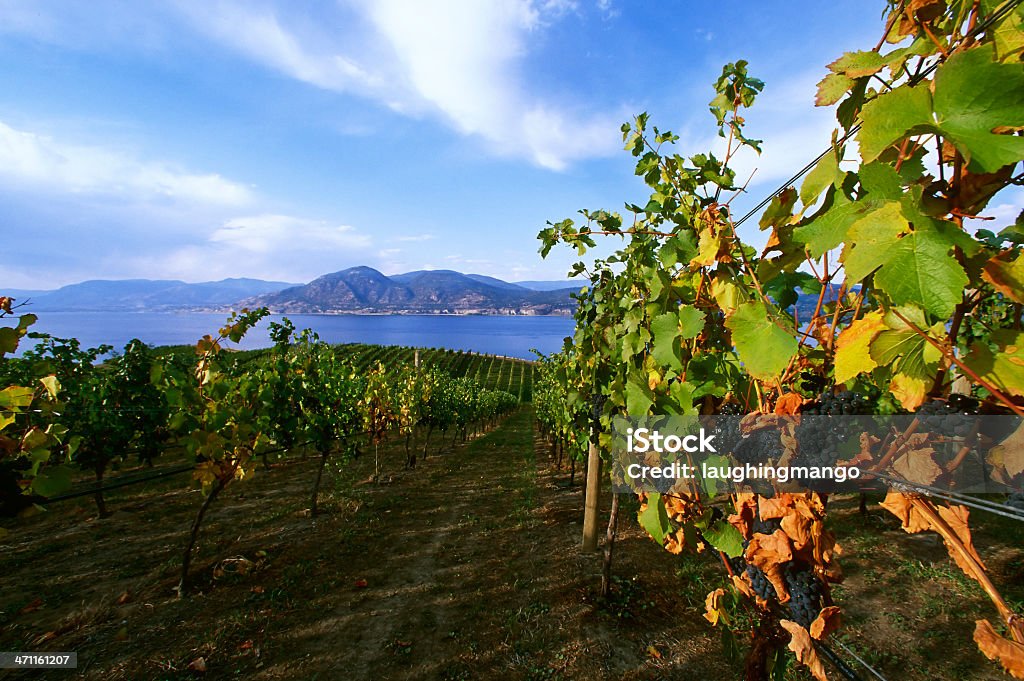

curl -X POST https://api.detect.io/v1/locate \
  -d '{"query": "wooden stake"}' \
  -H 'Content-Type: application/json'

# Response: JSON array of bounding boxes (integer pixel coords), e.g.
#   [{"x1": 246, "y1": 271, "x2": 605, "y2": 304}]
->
[{"x1": 582, "y1": 434, "x2": 602, "y2": 552}]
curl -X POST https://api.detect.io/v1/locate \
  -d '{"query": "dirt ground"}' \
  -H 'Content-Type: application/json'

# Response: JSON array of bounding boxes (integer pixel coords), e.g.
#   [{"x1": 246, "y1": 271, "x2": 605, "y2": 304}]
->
[{"x1": 1, "y1": 408, "x2": 1022, "y2": 680}]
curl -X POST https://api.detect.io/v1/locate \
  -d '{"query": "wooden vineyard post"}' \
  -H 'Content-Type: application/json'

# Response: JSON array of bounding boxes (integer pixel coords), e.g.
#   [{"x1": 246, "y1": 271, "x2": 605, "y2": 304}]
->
[{"x1": 582, "y1": 431, "x2": 601, "y2": 552}]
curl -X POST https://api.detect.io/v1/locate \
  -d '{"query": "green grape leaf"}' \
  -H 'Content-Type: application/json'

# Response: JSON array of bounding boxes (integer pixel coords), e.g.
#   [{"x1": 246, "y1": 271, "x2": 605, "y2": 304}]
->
[
  {"x1": 859, "y1": 47, "x2": 1024, "y2": 173},
  {"x1": 800, "y1": 151, "x2": 841, "y2": 206},
  {"x1": 701, "y1": 519, "x2": 745, "y2": 558},
  {"x1": 651, "y1": 312, "x2": 684, "y2": 372},
  {"x1": 964, "y1": 330, "x2": 1024, "y2": 397},
  {"x1": 724, "y1": 301, "x2": 798, "y2": 381},
  {"x1": 638, "y1": 492, "x2": 670, "y2": 545},
  {"x1": 794, "y1": 193, "x2": 882, "y2": 260},
  {"x1": 31, "y1": 465, "x2": 73, "y2": 498},
  {"x1": 857, "y1": 84, "x2": 932, "y2": 164},
  {"x1": 625, "y1": 371, "x2": 655, "y2": 416},
  {"x1": 933, "y1": 45, "x2": 1024, "y2": 173},
  {"x1": 842, "y1": 202, "x2": 967, "y2": 318}
]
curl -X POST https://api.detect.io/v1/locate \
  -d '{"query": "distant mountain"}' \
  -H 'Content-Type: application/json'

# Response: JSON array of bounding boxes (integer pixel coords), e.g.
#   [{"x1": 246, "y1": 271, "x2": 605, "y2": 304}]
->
[
  {"x1": 17, "y1": 278, "x2": 298, "y2": 312},
  {"x1": 248, "y1": 267, "x2": 573, "y2": 315},
  {"x1": 514, "y1": 280, "x2": 583, "y2": 291}
]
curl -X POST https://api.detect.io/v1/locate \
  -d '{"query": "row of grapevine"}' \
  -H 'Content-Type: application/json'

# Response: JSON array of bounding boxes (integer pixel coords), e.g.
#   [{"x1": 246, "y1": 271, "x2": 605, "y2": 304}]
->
[
  {"x1": 0, "y1": 307, "x2": 518, "y2": 596},
  {"x1": 536, "y1": 1, "x2": 1024, "y2": 678}
]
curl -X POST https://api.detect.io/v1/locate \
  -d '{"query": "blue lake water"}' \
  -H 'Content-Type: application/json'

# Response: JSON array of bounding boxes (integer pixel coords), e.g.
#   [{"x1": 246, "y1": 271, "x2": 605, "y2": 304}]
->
[{"x1": 6, "y1": 312, "x2": 575, "y2": 360}]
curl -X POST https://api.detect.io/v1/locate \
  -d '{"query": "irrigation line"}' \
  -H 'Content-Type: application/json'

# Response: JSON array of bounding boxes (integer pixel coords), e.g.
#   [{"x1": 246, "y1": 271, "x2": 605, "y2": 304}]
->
[
  {"x1": 43, "y1": 464, "x2": 195, "y2": 503},
  {"x1": 815, "y1": 640, "x2": 868, "y2": 681},
  {"x1": 732, "y1": 0, "x2": 1024, "y2": 229},
  {"x1": 828, "y1": 638, "x2": 889, "y2": 681}
]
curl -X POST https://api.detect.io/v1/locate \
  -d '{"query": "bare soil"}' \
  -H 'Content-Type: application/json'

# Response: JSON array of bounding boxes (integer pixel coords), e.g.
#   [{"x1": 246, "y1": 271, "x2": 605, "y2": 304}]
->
[{"x1": 1, "y1": 408, "x2": 1022, "y2": 680}]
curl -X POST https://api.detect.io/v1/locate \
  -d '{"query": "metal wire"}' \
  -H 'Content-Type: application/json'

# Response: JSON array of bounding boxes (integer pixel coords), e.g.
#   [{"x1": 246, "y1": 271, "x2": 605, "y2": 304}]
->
[{"x1": 870, "y1": 471, "x2": 1024, "y2": 522}]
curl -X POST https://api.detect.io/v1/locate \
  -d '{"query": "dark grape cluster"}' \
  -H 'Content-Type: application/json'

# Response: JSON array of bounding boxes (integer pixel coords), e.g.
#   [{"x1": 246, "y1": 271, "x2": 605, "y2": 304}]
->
[
  {"x1": 792, "y1": 392, "x2": 875, "y2": 483},
  {"x1": 804, "y1": 391, "x2": 875, "y2": 416},
  {"x1": 728, "y1": 513, "x2": 826, "y2": 624},
  {"x1": 590, "y1": 392, "x2": 608, "y2": 430},
  {"x1": 733, "y1": 428, "x2": 786, "y2": 465},
  {"x1": 784, "y1": 564, "x2": 825, "y2": 627},
  {"x1": 1006, "y1": 492, "x2": 1024, "y2": 512},
  {"x1": 709, "y1": 402, "x2": 746, "y2": 459},
  {"x1": 915, "y1": 396, "x2": 979, "y2": 438}
]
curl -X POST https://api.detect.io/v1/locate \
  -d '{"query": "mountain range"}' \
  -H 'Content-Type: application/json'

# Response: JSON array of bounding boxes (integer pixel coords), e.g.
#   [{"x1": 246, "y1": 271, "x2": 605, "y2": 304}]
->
[
  {"x1": 245, "y1": 267, "x2": 578, "y2": 314},
  {"x1": 6, "y1": 269, "x2": 581, "y2": 315}
]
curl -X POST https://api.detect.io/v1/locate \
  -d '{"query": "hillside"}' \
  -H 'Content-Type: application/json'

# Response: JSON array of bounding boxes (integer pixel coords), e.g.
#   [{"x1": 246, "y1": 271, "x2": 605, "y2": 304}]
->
[{"x1": 247, "y1": 266, "x2": 576, "y2": 315}]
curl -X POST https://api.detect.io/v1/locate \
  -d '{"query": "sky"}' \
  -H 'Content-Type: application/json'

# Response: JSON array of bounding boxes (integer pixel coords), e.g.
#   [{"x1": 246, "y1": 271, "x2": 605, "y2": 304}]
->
[{"x1": 1, "y1": 0, "x2": 1020, "y2": 289}]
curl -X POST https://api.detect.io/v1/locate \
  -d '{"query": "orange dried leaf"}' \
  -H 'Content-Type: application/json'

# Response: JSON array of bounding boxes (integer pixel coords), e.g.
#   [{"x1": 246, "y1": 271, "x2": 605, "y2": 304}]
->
[
  {"x1": 780, "y1": 619, "x2": 829, "y2": 681},
  {"x1": 880, "y1": 492, "x2": 931, "y2": 533},
  {"x1": 935, "y1": 504, "x2": 987, "y2": 576},
  {"x1": 757, "y1": 496, "x2": 791, "y2": 521},
  {"x1": 781, "y1": 513, "x2": 812, "y2": 552},
  {"x1": 891, "y1": 446, "x2": 943, "y2": 486},
  {"x1": 188, "y1": 657, "x2": 208, "y2": 673},
  {"x1": 775, "y1": 393, "x2": 805, "y2": 416},
  {"x1": 810, "y1": 606, "x2": 842, "y2": 640},
  {"x1": 746, "y1": 529, "x2": 794, "y2": 569},
  {"x1": 974, "y1": 619, "x2": 1024, "y2": 679},
  {"x1": 18, "y1": 597, "x2": 43, "y2": 615}
]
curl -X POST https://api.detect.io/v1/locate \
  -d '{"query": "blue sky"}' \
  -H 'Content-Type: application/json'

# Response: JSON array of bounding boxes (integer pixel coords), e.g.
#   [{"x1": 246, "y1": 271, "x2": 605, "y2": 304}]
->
[{"x1": 1, "y1": 0, "x2": 1018, "y2": 289}]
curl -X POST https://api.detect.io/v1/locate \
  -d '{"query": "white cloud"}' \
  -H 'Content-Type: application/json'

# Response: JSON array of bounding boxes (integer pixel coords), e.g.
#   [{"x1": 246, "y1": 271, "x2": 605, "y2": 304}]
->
[
  {"x1": 211, "y1": 214, "x2": 371, "y2": 253},
  {"x1": 172, "y1": 1, "x2": 385, "y2": 95},
  {"x1": 395, "y1": 234, "x2": 436, "y2": 242},
  {"x1": 172, "y1": 0, "x2": 621, "y2": 170},
  {"x1": 0, "y1": 120, "x2": 253, "y2": 206}
]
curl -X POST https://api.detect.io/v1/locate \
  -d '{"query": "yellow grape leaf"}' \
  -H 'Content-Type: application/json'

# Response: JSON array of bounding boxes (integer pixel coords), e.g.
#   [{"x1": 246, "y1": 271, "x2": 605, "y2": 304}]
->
[
  {"x1": 780, "y1": 619, "x2": 829, "y2": 681},
  {"x1": 982, "y1": 251, "x2": 1024, "y2": 305},
  {"x1": 974, "y1": 619, "x2": 1024, "y2": 680},
  {"x1": 834, "y1": 312, "x2": 885, "y2": 384},
  {"x1": 690, "y1": 229, "x2": 722, "y2": 267},
  {"x1": 38, "y1": 375, "x2": 59, "y2": 400},
  {"x1": 710, "y1": 276, "x2": 742, "y2": 316},
  {"x1": 890, "y1": 372, "x2": 929, "y2": 411},
  {"x1": 964, "y1": 330, "x2": 1024, "y2": 398},
  {"x1": 703, "y1": 588, "x2": 727, "y2": 626}
]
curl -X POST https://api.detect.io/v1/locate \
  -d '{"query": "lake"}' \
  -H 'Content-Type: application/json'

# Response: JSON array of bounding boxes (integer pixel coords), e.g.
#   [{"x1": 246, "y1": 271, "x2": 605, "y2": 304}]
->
[{"x1": 6, "y1": 311, "x2": 576, "y2": 360}]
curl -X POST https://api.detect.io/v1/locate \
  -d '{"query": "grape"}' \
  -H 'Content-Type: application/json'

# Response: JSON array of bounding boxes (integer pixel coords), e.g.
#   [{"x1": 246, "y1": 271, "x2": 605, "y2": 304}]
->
[
  {"x1": 784, "y1": 564, "x2": 825, "y2": 627},
  {"x1": 915, "y1": 397, "x2": 978, "y2": 438},
  {"x1": 710, "y1": 403, "x2": 746, "y2": 459},
  {"x1": 733, "y1": 428, "x2": 785, "y2": 465},
  {"x1": 792, "y1": 392, "x2": 875, "y2": 487},
  {"x1": 1007, "y1": 492, "x2": 1024, "y2": 512}
]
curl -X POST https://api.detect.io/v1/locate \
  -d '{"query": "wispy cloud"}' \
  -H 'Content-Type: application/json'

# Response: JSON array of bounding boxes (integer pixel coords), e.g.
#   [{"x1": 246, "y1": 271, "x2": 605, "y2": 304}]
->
[
  {"x1": 173, "y1": 0, "x2": 621, "y2": 170},
  {"x1": 0, "y1": 121, "x2": 253, "y2": 205},
  {"x1": 212, "y1": 214, "x2": 371, "y2": 253}
]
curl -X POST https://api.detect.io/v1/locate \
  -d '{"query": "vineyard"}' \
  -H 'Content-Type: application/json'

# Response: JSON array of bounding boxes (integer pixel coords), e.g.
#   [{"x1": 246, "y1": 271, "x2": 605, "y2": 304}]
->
[{"x1": 3, "y1": 0, "x2": 1024, "y2": 679}]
